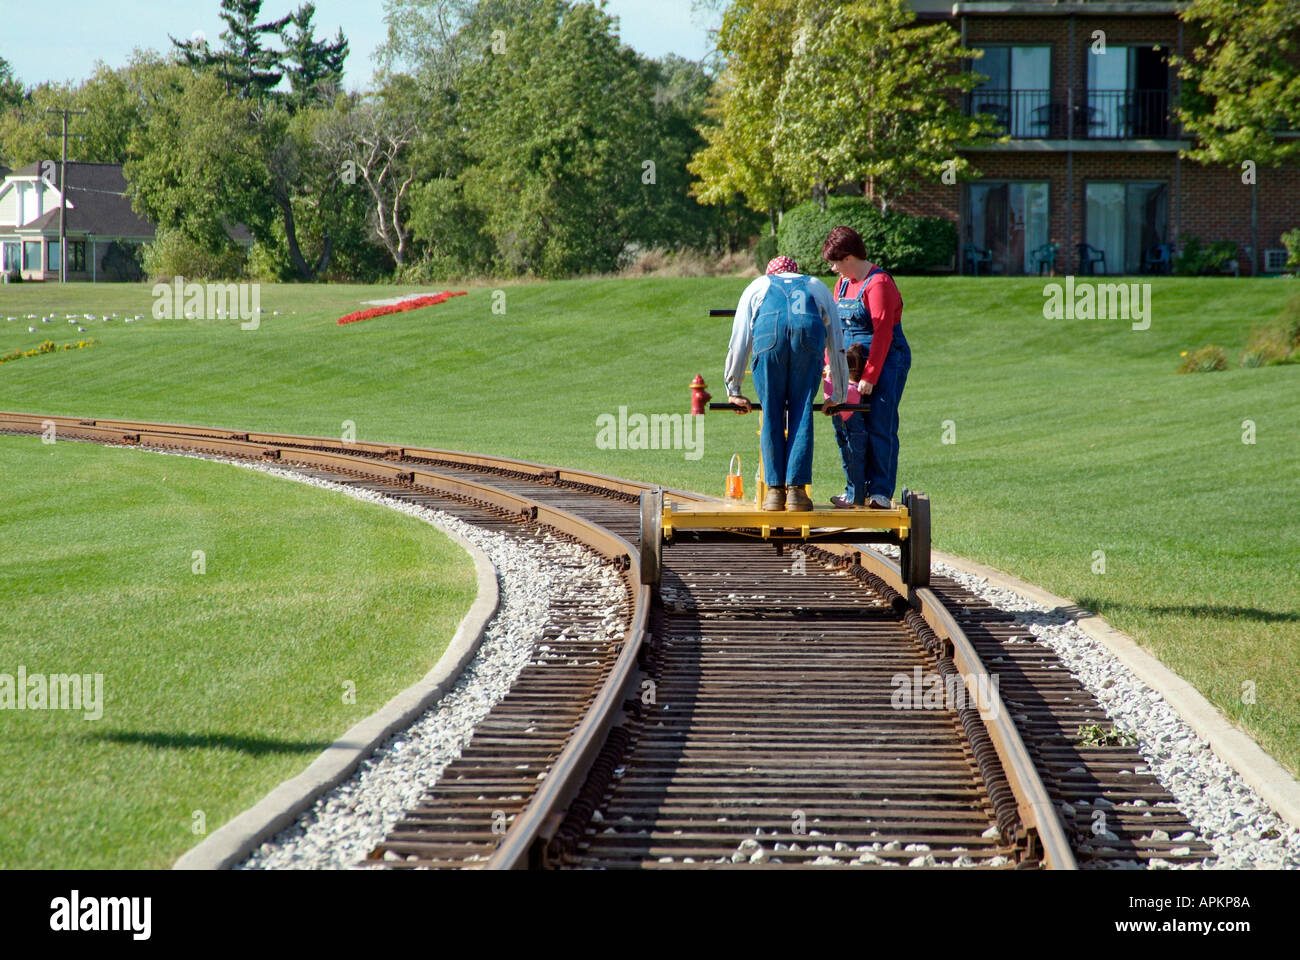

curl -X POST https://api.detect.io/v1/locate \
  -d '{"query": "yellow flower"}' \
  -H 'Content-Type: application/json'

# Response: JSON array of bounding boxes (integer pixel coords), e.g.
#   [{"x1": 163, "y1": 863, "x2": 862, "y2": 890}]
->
[{"x1": 1180, "y1": 350, "x2": 1187, "y2": 357}]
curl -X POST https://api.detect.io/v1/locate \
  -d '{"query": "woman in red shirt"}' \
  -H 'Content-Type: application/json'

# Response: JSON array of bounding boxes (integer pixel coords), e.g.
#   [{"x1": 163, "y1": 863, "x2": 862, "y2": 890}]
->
[{"x1": 821, "y1": 226, "x2": 911, "y2": 509}]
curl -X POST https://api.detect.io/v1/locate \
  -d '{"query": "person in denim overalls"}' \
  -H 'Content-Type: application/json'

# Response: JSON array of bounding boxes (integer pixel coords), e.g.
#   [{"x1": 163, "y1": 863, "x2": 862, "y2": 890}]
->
[
  {"x1": 724, "y1": 256, "x2": 849, "y2": 511},
  {"x1": 822, "y1": 226, "x2": 911, "y2": 509}
]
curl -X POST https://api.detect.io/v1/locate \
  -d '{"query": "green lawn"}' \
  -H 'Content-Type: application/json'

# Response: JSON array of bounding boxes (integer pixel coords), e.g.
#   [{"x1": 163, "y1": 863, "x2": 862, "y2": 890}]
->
[
  {"x1": 0, "y1": 435, "x2": 476, "y2": 868},
  {"x1": 1, "y1": 275, "x2": 1297, "y2": 781}
]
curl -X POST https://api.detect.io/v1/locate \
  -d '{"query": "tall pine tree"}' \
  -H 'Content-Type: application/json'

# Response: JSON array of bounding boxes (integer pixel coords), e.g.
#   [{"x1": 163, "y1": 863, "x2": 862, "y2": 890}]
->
[
  {"x1": 283, "y1": 3, "x2": 349, "y2": 105},
  {"x1": 171, "y1": 0, "x2": 291, "y2": 100}
]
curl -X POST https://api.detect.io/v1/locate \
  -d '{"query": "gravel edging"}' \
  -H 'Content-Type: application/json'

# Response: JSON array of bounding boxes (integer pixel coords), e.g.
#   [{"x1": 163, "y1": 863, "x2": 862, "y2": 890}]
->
[
  {"x1": 171, "y1": 463, "x2": 500, "y2": 870},
  {"x1": 871, "y1": 543, "x2": 1300, "y2": 869}
]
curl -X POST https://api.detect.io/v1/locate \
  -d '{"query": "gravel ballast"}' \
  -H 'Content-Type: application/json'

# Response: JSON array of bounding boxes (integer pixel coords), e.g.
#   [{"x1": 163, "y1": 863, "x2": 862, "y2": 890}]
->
[{"x1": 874, "y1": 545, "x2": 1300, "y2": 870}]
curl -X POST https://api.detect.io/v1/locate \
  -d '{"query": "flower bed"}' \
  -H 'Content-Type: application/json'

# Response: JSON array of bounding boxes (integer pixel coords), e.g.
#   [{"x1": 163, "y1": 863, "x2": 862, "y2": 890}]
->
[
  {"x1": 337, "y1": 291, "x2": 468, "y2": 326},
  {"x1": 1, "y1": 338, "x2": 101, "y2": 366}
]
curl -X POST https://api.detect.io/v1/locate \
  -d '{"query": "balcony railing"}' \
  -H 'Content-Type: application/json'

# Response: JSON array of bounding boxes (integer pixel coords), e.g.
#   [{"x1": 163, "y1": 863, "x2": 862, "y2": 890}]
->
[{"x1": 966, "y1": 88, "x2": 1177, "y2": 140}]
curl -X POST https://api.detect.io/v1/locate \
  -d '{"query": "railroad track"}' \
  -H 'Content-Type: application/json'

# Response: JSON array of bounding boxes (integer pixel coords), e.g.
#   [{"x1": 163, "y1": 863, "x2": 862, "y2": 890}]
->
[{"x1": 2, "y1": 412, "x2": 1213, "y2": 870}]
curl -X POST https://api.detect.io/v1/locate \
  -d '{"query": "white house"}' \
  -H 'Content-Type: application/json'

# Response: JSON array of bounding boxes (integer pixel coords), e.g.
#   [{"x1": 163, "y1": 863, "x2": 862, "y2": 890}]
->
[{"x1": 0, "y1": 161, "x2": 251, "y2": 282}]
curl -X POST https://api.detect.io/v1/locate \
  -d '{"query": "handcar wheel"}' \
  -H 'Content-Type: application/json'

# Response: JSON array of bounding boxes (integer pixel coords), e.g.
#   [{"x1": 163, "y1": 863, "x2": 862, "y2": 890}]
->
[
  {"x1": 902, "y1": 489, "x2": 931, "y2": 589},
  {"x1": 639, "y1": 488, "x2": 664, "y2": 585}
]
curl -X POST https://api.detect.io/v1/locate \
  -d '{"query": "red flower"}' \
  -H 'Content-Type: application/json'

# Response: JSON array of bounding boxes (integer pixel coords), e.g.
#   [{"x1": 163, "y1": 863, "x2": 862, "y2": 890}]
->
[{"x1": 337, "y1": 291, "x2": 468, "y2": 325}]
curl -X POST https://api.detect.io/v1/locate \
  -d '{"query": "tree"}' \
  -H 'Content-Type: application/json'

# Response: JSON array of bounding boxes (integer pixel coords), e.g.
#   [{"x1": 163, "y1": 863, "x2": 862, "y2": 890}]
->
[
  {"x1": 1173, "y1": 0, "x2": 1300, "y2": 274},
  {"x1": 282, "y1": 3, "x2": 349, "y2": 106},
  {"x1": 1175, "y1": 0, "x2": 1300, "y2": 166},
  {"x1": 778, "y1": 0, "x2": 997, "y2": 211},
  {"x1": 0, "y1": 57, "x2": 22, "y2": 109},
  {"x1": 0, "y1": 55, "x2": 181, "y2": 168},
  {"x1": 639, "y1": 53, "x2": 761, "y2": 252},
  {"x1": 689, "y1": 0, "x2": 800, "y2": 233},
  {"x1": 252, "y1": 95, "x2": 391, "y2": 280},
  {"x1": 691, "y1": 0, "x2": 998, "y2": 217},
  {"x1": 457, "y1": 0, "x2": 669, "y2": 276},
  {"x1": 172, "y1": 0, "x2": 291, "y2": 100},
  {"x1": 317, "y1": 83, "x2": 423, "y2": 267},
  {"x1": 126, "y1": 71, "x2": 271, "y2": 260}
]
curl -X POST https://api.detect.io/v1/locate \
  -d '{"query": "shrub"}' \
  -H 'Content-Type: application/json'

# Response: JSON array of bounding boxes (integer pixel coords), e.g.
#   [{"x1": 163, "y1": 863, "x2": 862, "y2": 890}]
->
[
  {"x1": 753, "y1": 233, "x2": 778, "y2": 273},
  {"x1": 141, "y1": 228, "x2": 247, "y2": 281},
  {"x1": 1240, "y1": 325, "x2": 1294, "y2": 367},
  {"x1": 1176, "y1": 344, "x2": 1228, "y2": 373},
  {"x1": 100, "y1": 241, "x2": 144, "y2": 283},
  {"x1": 1277, "y1": 291, "x2": 1300, "y2": 349},
  {"x1": 778, "y1": 197, "x2": 956, "y2": 275},
  {"x1": 1172, "y1": 234, "x2": 1239, "y2": 276},
  {"x1": 1281, "y1": 228, "x2": 1300, "y2": 274}
]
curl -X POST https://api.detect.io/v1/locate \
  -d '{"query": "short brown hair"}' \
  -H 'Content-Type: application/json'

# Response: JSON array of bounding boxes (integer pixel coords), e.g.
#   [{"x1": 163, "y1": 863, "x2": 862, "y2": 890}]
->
[
  {"x1": 822, "y1": 226, "x2": 867, "y2": 263},
  {"x1": 846, "y1": 343, "x2": 866, "y2": 381}
]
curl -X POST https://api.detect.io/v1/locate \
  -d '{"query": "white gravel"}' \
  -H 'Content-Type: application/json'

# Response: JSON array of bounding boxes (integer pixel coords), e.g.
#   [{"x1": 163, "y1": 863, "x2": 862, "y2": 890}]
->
[
  {"x1": 872, "y1": 544, "x2": 1300, "y2": 870},
  {"x1": 130, "y1": 448, "x2": 628, "y2": 870}
]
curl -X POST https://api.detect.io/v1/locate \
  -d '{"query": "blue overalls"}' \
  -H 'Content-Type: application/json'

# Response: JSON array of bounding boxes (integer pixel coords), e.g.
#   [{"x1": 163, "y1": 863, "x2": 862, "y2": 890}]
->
[
  {"x1": 752, "y1": 275, "x2": 825, "y2": 489},
  {"x1": 837, "y1": 270, "x2": 910, "y2": 502}
]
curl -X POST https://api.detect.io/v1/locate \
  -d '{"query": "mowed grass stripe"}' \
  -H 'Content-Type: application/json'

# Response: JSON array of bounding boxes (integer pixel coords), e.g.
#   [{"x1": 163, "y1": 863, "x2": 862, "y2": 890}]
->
[{"x1": 0, "y1": 436, "x2": 476, "y2": 869}]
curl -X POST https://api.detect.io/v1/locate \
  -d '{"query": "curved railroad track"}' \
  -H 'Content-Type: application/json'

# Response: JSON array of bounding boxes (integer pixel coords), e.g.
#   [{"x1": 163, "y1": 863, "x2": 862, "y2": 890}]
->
[{"x1": 2, "y1": 411, "x2": 1214, "y2": 870}]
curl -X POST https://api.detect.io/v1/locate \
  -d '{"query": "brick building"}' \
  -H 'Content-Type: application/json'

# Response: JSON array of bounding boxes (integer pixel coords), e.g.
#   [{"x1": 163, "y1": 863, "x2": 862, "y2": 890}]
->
[{"x1": 899, "y1": 0, "x2": 1297, "y2": 276}]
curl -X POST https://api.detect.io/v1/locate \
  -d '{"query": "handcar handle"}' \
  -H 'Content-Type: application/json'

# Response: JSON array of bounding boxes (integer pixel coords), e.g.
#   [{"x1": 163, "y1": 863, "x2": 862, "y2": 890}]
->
[{"x1": 707, "y1": 402, "x2": 871, "y2": 412}]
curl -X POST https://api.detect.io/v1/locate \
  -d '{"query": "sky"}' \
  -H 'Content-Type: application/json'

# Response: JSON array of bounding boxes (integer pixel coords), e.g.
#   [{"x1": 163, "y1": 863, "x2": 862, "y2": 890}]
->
[{"x1": 1, "y1": 0, "x2": 719, "y2": 91}]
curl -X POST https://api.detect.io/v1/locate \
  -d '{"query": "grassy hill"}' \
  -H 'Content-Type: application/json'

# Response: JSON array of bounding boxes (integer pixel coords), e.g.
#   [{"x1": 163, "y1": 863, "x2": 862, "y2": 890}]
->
[{"x1": 2, "y1": 275, "x2": 1298, "y2": 778}]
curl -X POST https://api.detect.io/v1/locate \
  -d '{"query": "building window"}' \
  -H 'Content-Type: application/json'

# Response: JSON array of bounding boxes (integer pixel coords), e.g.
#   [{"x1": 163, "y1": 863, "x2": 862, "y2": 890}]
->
[
  {"x1": 47, "y1": 240, "x2": 61, "y2": 272},
  {"x1": 23, "y1": 241, "x2": 41, "y2": 270},
  {"x1": 2, "y1": 242, "x2": 18, "y2": 273},
  {"x1": 1085, "y1": 182, "x2": 1168, "y2": 274},
  {"x1": 969, "y1": 45, "x2": 1052, "y2": 137},
  {"x1": 68, "y1": 240, "x2": 86, "y2": 273},
  {"x1": 966, "y1": 182, "x2": 1050, "y2": 275},
  {"x1": 1085, "y1": 46, "x2": 1170, "y2": 138}
]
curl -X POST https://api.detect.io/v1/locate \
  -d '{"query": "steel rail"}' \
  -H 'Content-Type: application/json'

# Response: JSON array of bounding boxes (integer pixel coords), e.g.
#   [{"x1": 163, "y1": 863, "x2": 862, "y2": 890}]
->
[{"x1": 0, "y1": 411, "x2": 1075, "y2": 869}]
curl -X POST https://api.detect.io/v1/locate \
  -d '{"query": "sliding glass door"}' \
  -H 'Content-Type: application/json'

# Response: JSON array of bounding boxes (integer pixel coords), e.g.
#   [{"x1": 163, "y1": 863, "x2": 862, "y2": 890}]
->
[
  {"x1": 1086, "y1": 45, "x2": 1170, "y2": 138},
  {"x1": 1085, "y1": 182, "x2": 1168, "y2": 274},
  {"x1": 967, "y1": 182, "x2": 1050, "y2": 274},
  {"x1": 972, "y1": 46, "x2": 1051, "y2": 137}
]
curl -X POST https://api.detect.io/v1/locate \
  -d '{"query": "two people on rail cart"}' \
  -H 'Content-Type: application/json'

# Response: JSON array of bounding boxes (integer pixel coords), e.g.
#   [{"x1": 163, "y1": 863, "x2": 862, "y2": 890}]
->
[{"x1": 724, "y1": 228, "x2": 911, "y2": 512}]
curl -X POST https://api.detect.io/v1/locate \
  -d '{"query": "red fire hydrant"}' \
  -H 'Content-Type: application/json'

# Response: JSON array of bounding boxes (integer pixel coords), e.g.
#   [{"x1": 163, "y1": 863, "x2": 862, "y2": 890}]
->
[{"x1": 689, "y1": 374, "x2": 711, "y2": 416}]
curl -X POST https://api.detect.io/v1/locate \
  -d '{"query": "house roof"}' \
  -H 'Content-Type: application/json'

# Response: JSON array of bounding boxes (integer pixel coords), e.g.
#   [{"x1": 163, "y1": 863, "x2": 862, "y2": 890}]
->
[
  {"x1": 1, "y1": 161, "x2": 252, "y2": 242},
  {"x1": 3, "y1": 162, "x2": 156, "y2": 237}
]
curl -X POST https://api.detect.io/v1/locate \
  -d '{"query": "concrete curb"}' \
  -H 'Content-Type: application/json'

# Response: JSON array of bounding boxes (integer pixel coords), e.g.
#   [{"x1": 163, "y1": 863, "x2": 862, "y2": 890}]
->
[
  {"x1": 931, "y1": 548, "x2": 1300, "y2": 833},
  {"x1": 172, "y1": 518, "x2": 500, "y2": 870}
]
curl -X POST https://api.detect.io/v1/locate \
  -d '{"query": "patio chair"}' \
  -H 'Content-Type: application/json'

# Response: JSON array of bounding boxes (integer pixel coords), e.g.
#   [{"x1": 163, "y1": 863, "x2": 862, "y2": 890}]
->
[
  {"x1": 965, "y1": 243, "x2": 993, "y2": 277},
  {"x1": 1031, "y1": 242, "x2": 1059, "y2": 276},
  {"x1": 1143, "y1": 243, "x2": 1171, "y2": 275},
  {"x1": 1076, "y1": 244, "x2": 1106, "y2": 275}
]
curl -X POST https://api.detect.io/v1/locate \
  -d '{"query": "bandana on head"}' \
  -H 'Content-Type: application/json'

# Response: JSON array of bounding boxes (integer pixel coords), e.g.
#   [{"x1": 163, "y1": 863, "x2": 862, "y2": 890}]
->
[{"x1": 766, "y1": 255, "x2": 798, "y2": 275}]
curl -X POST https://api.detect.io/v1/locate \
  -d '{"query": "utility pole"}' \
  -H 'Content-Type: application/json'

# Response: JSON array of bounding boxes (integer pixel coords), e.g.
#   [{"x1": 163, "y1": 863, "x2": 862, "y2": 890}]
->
[{"x1": 44, "y1": 107, "x2": 87, "y2": 283}]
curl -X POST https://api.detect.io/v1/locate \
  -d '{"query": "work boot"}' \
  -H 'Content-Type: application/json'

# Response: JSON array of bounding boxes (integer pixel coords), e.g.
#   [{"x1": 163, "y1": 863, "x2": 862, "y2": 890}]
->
[
  {"x1": 786, "y1": 486, "x2": 813, "y2": 511},
  {"x1": 762, "y1": 486, "x2": 786, "y2": 511}
]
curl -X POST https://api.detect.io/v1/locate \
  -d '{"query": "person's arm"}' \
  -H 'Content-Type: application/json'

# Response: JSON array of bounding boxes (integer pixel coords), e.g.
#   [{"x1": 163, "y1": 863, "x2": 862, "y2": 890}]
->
[
  {"x1": 724, "y1": 277, "x2": 765, "y2": 407},
  {"x1": 812, "y1": 278, "x2": 848, "y2": 406},
  {"x1": 861, "y1": 274, "x2": 902, "y2": 388}
]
